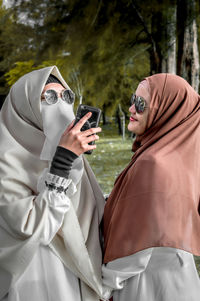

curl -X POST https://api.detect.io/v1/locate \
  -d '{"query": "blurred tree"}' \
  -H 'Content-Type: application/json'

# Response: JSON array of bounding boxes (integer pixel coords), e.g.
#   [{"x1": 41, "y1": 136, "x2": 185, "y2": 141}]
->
[
  {"x1": 128, "y1": 0, "x2": 199, "y2": 89},
  {"x1": 0, "y1": 0, "x2": 14, "y2": 106},
  {"x1": 5, "y1": 60, "x2": 36, "y2": 86},
  {"x1": 177, "y1": 0, "x2": 199, "y2": 91},
  {"x1": 5, "y1": 0, "x2": 150, "y2": 118},
  {"x1": 1, "y1": 0, "x2": 200, "y2": 116},
  {"x1": 132, "y1": 0, "x2": 176, "y2": 74},
  {"x1": 69, "y1": 68, "x2": 84, "y2": 104}
]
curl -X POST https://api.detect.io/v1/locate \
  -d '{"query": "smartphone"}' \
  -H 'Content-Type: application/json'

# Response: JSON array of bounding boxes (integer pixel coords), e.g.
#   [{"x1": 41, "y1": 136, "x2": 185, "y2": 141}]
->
[{"x1": 74, "y1": 104, "x2": 102, "y2": 154}]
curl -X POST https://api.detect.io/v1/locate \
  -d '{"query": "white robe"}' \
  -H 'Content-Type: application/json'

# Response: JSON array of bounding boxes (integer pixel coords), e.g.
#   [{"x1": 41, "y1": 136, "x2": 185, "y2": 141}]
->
[
  {"x1": 102, "y1": 247, "x2": 200, "y2": 301},
  {"x1": 1, "y1": 174, "x2": 81, "y2": 301},
  {"x1": 1, "y1": 246, "x2": 81, "y2": 301},
  {"x1": 0, "y1": 66, "x2": 106, "y2": 301}
]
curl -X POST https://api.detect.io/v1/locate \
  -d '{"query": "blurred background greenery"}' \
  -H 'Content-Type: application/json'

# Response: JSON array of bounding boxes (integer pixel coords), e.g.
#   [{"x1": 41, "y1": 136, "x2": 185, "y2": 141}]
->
[
  {"x1": 87, "y1": 121, "x2": 133, "y2": 194},
  {"x1": 0, "y1": 0, "x2": 200, "y2": 120}
]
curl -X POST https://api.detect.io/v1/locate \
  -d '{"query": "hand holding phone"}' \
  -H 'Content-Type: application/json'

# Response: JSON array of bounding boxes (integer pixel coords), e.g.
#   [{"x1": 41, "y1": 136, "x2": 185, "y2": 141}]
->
[
  {"x1": 59, "y1": 105, "x2": 101, "y2": 156},
  {"x1": 73, "y1": 104, "x2": 102, "y2": 154}
]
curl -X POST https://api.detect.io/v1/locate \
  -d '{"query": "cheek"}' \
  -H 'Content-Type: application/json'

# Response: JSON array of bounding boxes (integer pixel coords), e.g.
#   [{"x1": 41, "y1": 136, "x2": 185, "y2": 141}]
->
[
  {"x1": 143, "y1": 113, "x2": 148, "y2": 127},
  {"x1": 137, "y1": 113, "x2": 149, "y2": 135},
  {"x1": 138, "y1": 119, "x2": 146, "y2": 134},
  {"x1": 144, "y1": 110, "x2": 150, "y2": 129}
]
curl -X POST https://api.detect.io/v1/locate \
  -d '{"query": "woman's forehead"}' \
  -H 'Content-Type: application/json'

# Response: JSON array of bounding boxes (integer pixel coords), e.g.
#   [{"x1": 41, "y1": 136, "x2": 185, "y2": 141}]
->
[
  {"x1": 135, "y1": 80, "x2": 151, "y2": 105},
  {"x1": 42, "y1": 83, "x2": 65, "y2": 94}
]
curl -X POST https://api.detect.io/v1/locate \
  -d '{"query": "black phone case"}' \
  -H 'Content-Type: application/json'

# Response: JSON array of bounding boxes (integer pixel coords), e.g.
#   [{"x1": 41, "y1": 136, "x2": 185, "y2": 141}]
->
[{"x1": 74, "y1": 104, "x2": 101, "y2": 154}]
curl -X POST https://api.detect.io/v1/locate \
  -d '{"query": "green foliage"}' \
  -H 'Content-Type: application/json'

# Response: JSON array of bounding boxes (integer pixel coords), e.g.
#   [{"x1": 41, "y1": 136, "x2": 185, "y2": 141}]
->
[
  {"x1": 59, "y1": 0, "x2": 150, "y2": 114},
  {"x1": 4, "y1": 59, "x2": 64, "y2": 86},
  {"x1": 5, "y1": 60, "x2": 36, "y2": 86},
  {"x1": 1, "y1": 0, "x2": 152, "y2": 112},
  {"x1": 1, "y1": 0, "x2": 199, "y2": 107},
  {"x1": 194, "y1": 256, "x2": 200, "y2": 276}
]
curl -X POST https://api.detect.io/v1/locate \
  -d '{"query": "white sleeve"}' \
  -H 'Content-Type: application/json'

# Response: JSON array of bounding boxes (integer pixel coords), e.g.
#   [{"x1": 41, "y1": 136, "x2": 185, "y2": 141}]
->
[
  {"x1": 102, "y1": 248, "x2": 153, "y2": 298},
  {"x1": 0, "y1": 169, "x2": 77, "y2": 246},
  {"x1": 35, "y1": 172, "x2": 77, "y2": 245}
]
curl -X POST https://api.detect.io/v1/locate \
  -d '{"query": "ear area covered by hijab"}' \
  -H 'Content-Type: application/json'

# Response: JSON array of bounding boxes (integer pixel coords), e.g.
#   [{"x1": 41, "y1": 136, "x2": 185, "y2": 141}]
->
[
  {"x1": 104, "y1": 73, "x2": 200, "y2": 263},
  {"x1": 0, "y1": 66, "x2": 71, "y2": 157}
]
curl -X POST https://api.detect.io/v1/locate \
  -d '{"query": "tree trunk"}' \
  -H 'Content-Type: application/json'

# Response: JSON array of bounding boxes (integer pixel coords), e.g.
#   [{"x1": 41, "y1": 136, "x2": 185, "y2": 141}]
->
[
  {"x1": 102, "y1": 111, "x2": 106, "y2": 125},
  {"x1": 118, "y1": 104, "x2": 125, "y2": 140},
  {"x1": 150, "y1": 1, "x2": 176, "y2": 74},
  {"x1": 161, "y1": 5, "x2": 176, "y2": 73},
  {"x1": 115, "y1": 108, "x2": 122, "y2": 135},
  {"x1": 102, "y1": 104, "x2": 107, "y2": 125},
  {"x1": 177, "y1": 0, "x2": 199, "y2": 92}
]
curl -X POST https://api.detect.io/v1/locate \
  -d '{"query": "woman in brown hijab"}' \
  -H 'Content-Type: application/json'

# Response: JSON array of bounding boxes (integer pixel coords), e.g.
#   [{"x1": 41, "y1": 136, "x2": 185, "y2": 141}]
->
[{"x1": 102, "y1": 73, "x2": 200, "y2": 301}]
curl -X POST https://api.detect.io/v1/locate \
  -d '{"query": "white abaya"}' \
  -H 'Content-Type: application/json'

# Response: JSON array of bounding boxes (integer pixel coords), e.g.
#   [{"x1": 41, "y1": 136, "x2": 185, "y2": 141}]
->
[
  {"x1": 102, "y1": 247, "x2": 200, "y2": 301},
  {"x1": 1, "y1": 174, "x2": 81, "y2": 301},
  {"x1": 2, "y1": 247, "x2": 81, "y2": 301},
  {"x1": 0, "y1": 66, "x2": 106, "y2": 301}
]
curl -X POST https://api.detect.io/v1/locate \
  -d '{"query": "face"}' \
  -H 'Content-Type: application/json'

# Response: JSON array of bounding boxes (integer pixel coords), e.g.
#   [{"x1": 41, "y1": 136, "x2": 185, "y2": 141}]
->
[
  {"x1": 40, "y1": 82, "x2": 75, "y2": 161},
  {"x1": 41, "y1": 83, "x2": 65, "y2": 101},
  {"x1": 128, "y1": 81, "x2": 151, "y2": 135}
]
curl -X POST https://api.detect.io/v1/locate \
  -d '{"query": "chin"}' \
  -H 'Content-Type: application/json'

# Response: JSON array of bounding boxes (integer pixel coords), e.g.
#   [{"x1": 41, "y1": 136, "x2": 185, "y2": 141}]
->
[
  {"x1": 128, "y1": 123, "x2": 138, "y2": 135},
  {"x1": 128, "y1": 124, "x2": 145, "y2": 136}
]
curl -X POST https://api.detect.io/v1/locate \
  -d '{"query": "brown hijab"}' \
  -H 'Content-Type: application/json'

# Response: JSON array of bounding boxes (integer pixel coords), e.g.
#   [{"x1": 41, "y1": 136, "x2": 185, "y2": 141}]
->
[{"x1": 103, "y1": 73, "x2": 200, "y2": 263}]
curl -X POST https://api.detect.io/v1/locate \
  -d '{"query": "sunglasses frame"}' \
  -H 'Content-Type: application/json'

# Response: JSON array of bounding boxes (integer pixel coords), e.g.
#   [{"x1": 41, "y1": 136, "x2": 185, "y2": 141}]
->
[
  {"x1": 130, "y1": 94, "x2": 148, "y2": 114},
  {"x1": 43, "y1": 89, "x2": 75, "y2": 105}
]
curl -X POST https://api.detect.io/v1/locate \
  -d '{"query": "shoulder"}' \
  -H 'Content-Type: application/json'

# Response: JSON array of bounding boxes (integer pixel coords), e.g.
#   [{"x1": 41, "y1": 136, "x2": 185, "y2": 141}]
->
[
  {"x1": 132, "y1": 153, "x2": 172, "y2": 189},
  {"x1": 134, "y1": 153, "x2": 164, "y2": 172}
]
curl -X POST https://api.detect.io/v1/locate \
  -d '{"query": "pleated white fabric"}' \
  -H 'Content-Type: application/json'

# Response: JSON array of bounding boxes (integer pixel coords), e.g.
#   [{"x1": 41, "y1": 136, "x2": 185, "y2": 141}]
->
[
  {"x1": 102, "y1": 247, "x2": 200, "y2": 301},
  {"x1": 3, "y1": 246, "x2": 81, "y2": 301}
]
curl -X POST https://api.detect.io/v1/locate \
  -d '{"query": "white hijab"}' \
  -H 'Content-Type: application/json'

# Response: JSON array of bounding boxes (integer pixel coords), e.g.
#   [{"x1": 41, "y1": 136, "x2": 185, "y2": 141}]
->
[{"x1": 0, "y1": 66, "x2": 105, "y2": 300}]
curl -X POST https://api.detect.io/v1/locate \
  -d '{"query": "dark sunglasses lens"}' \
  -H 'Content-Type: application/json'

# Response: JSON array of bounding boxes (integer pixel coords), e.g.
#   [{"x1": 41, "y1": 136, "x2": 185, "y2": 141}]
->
[
  {"x1": 130, "y1": 95, "x2": 136, "y2": 106},
  {"x1": 62, "y1": 89, "x2": 75, "y2": 104},
  {"x1": 44, "y1": 89, "x2": 58, "y2": 104},
  {"x1": 135, "y1": 97, "x2": 146, "y2": 113}
]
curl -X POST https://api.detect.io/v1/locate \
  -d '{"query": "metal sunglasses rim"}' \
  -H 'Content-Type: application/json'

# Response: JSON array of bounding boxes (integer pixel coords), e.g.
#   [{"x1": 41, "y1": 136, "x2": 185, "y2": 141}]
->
[{"x1": 43, "y1": 89, "x2": 75, "y2": 105}]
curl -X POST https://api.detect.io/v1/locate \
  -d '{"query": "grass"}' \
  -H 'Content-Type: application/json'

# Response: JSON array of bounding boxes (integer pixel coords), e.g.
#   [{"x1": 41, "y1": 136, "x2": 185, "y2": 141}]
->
[
  {"x1": 86, "y1": 122, "x2": 200, "y2": 275},
  {"x1": 87, "y1": 135, "x2": 133, "y2": 194},
  {"x1": 194, "y1": 256, "x2": 200, "y2": 276}
]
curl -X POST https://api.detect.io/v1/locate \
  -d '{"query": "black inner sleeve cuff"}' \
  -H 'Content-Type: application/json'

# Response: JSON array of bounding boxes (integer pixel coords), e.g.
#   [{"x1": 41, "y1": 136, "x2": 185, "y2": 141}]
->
[{"x1": 50, "y1": 146, "x2": 78, "y2": 179}]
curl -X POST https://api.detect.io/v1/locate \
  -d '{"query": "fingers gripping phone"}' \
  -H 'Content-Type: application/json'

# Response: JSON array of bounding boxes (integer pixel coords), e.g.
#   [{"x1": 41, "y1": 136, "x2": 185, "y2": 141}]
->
[{"x1": 74, "y1": 104, "x2": 101, "y2": 154}]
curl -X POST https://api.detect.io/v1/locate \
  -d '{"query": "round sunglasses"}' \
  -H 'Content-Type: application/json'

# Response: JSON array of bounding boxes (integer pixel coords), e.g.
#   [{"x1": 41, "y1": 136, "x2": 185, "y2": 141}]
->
[
  {"x1": 130, "y1": 94, "x2": 148, "y2": 113},
  {"x1": 42, "y1": 89, "x2": 75, "y2": 105}
]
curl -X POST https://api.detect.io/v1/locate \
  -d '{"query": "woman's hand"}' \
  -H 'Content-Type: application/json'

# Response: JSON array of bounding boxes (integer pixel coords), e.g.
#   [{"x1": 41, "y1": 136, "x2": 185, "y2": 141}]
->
[{"x1": 59, "y1": 112, "x2": 102, "y2": 156}]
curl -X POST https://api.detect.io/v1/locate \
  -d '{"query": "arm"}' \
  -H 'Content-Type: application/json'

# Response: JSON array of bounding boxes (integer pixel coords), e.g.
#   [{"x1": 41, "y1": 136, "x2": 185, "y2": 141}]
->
[
  {"x1": 0, "y1": 113, "x2": 101, "y2": 243},
  {"x1": 102, "y1": 248, "x2": 153, "y2": 297},
  {"x1": 0, "y1": 167, "x2": 75, "y2": 244}
]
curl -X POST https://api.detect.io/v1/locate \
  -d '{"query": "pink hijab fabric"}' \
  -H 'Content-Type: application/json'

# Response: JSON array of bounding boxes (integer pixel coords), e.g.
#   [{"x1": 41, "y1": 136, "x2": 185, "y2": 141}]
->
[{"x1": 104, "y1": 73, "x2": 200, "y2": 263}]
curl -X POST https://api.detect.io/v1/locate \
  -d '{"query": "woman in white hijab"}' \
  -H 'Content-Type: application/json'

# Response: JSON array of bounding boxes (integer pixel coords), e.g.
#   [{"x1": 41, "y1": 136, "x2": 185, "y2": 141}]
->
[{"x1": 0, "y1": 66, "x2": 108, "y2": 301}]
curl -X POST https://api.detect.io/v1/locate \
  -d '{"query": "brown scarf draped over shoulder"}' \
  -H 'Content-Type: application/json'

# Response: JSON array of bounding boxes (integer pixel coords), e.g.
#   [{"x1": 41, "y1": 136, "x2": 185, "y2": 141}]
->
[{"x1": 103, "y1": 73, "x2": 200, "y2": 263}]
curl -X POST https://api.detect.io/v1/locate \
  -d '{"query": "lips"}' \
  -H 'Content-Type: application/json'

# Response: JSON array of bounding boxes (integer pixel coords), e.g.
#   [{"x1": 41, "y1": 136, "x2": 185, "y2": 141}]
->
[{"x1": 130, "y1": 116, "x2": 137, "y2": 122}]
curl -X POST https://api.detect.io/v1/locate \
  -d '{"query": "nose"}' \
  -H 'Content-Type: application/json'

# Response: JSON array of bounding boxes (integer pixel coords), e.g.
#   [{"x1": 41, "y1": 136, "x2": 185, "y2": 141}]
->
[{"x1": 129, "y1": 103, "x2": 136, "y2": 114}]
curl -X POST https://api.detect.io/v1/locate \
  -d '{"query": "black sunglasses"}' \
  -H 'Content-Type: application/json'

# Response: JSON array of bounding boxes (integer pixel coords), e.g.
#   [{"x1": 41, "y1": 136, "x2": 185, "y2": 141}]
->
[
  {"x1": 43, "y1": 89, "x2": 75, "y2": 105},
  {"x1": 130, "y1": 94, "x2": 148, "y2": 113}
]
